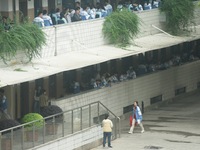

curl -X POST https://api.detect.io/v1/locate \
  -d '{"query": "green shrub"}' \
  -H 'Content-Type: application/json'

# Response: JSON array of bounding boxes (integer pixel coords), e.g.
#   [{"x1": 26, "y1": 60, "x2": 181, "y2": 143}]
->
[
  {"x1": 21, "y1": 113, "x2": 44, "y2": 130},
  {"x1": 102, "y1": 9, "x2": 140, "y2": 47},
  {"x1": 160, "y1": 0, "x2": 195, "y2": 35}
]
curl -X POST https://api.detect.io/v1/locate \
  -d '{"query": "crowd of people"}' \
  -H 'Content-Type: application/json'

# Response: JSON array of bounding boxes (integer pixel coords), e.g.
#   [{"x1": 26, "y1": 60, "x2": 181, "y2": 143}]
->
[
  {"x1": 32, "y1": 0, "x2": 162, "y2": 27},
  {"x1": 33, "y1": 0, "x2": 113, "y2": 27},
  {"x1": 117, "y1": 0, "x2": 161, "y2": 12},
  {"x1": 70, "y1": 47, "x2": 199, "y2": 94}
]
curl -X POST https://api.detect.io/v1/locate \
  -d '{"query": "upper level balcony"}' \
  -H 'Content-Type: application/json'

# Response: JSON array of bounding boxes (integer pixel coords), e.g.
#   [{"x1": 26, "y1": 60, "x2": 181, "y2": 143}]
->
[{"x1": 0, "y1": 5, "x2": 200, "y2": 87}]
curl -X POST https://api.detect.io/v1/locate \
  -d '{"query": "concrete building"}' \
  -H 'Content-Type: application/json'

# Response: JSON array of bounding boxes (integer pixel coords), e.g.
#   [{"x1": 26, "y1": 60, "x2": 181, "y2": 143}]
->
[{"x1": 0, "y1": 1, "x2": 200, "y2": 149}]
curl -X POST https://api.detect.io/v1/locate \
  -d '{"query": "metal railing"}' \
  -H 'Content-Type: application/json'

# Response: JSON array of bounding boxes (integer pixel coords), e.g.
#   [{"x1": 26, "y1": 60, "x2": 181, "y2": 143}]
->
[{"x1": 0, "y1": 101, "x2": 120, "y2": 150}]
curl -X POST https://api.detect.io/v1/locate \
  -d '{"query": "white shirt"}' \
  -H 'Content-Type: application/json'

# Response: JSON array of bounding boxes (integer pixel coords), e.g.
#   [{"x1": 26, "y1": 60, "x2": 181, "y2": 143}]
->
[
  {"x1": 33, "y1": 17, "x2": 44, "y2": 27},
  {"x1": 42, "y1": 14, "x2": 53, "y2": 25},
  {"x1": 81, "y1": 10, "x2": 90, "y2": 20}
]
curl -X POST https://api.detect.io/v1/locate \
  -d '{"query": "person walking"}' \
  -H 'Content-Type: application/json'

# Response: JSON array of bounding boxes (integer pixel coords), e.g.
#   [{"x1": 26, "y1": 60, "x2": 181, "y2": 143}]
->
[
  {"x1": 128, "y1": 101, "x2": 145, "y2": 134},
  {"x1": 102, "y1": 114, "x2": 113, "y2": 148}
]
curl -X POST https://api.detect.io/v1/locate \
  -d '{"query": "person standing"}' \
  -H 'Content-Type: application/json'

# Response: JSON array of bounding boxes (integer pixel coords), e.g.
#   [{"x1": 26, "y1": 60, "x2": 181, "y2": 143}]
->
[
  {"x1": 39, "y1": 89, "x2": 49, "y2": 109},
  {"x1": 71, "y1": 7, "x2": 82, "y2": 22},
  {"x1": 33, "y1": 11, "x2": 44, "y2": 27},
  {"x1": 102, "y1": 114, "x2": 113, "y2": 148},
  {"x1": 128, "y1": 101, "x2": 145, "y2": 134},
  {"x1": 34, "y1": 86, "x2": 42, "y2": 113},
  {"x1": 0, "y1": 88, "x2": 11, "y2": 119}
]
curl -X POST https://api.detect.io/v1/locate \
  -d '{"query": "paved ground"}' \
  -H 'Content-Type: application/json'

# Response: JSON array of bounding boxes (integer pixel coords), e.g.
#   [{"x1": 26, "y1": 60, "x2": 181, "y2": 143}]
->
[{"x1": 92, "y1": 91, "x2": 200, "y2": 150}]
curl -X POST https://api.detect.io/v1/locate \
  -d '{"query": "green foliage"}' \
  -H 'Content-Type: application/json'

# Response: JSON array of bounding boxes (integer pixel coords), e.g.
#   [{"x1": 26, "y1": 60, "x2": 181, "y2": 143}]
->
[
  {"x1": 0, "y1": 16, "x2": 46, "y2": 64},
  {"x1": 21, "y1": 113, "x2": 44, "y2": 130},
  {"x1": 160, "y1": 0, "x2": 195, "y2": 35},
  {"x1": 102, "y1": 9, "x2": 140, "y2": 47}
]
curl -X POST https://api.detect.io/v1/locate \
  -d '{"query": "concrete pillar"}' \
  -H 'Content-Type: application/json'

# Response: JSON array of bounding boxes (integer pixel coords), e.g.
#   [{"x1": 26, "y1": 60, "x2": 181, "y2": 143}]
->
[
  {"x1": 27, "y1": 0, "x2": 34, "y2": 21},
  {"x1": 76, "y1": 69, "x2": 82, "y2": 82},
  {"x1": 116, "y1": 59, "x2": 122, "y2": 74},
  {"x1": 107, "y1": 61, "x2": 111, "y2": 73},
  {"x1": 56, "y1": 73, "x2": 64, "y2": 98},
  {"x1": 55, "y1": 0, "x2": 63, "y2": 10},
  {"x1": 16, "y1": 84, "x2": 21, "y2": 119},
  {"x1": 42, "y1": 0, "x2": 48, "y2": 11},
  {"x1": 43, "y1": 77, "x2": 49, "y2": 97},
  {"x1": 29, "y1": 81, "x2": 35, "y2": 112},
  {"x1": 0, "y1": 0, "x2": 19, "y2": 20}
]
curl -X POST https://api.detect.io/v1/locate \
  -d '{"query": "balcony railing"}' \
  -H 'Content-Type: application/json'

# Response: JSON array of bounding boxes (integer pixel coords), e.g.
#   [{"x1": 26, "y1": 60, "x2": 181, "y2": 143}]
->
[{"x1": 0, "y1": 101, "x2": 120, "y2": 150}]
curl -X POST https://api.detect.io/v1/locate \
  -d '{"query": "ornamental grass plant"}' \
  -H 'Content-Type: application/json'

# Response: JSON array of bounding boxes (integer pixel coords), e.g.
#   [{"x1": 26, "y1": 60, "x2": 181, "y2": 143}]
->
[
  {"x1": 159, "y1": 0, "x2": 195, "y2": 35},
  {"x1": 102, "y1": 9, "x2": 140, "y2": 47},
  {"x1": 0, "y1": 16, "x2": 46, "y2": 64}
]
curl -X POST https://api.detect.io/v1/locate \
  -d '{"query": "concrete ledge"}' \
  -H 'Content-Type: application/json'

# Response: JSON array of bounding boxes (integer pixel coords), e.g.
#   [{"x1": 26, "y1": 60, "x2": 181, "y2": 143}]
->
[{"x1": 74, "y1": 138, "x2": 102, "y2": 150}]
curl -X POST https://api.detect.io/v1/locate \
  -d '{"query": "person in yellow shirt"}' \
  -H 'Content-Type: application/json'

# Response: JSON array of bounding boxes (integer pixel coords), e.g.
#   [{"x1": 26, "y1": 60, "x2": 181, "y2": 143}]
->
[{"x1": 102, "y1": 114, "x2": 113, "y2": 148}]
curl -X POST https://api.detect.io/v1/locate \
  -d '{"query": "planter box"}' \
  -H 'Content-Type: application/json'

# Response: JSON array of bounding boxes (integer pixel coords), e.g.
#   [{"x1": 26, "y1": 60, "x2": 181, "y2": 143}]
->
[
  {"x1": 46, "y1": 124, "x2": 59, "y2": 135},
  {"x1": 1, "y1": 138, "x2": 11, "y2": 150},
  {"x1": 25, "y1": 131, "x2": 39, "y2": 142}
]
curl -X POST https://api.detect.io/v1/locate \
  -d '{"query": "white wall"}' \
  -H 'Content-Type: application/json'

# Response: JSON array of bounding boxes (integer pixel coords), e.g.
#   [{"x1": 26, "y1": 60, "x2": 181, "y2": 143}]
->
[
  {"x1": 41, "y1": 9, "x2": 163, "y2": 57},
  {"x1": 34, "y1": 8, "x2": 200, "y2": 58},
  {"x1": 52, "y1": 61, "x2": 200, "y2": 117},
  {"x1": 42, "y1": 0, "x2": 48, "y2": 7},
  {"x1": 31, "y1": 126, "x2": 102, "y2": 150},
  {"x1": 27, "y1": 0, "x2": 34, "y2": 9}
]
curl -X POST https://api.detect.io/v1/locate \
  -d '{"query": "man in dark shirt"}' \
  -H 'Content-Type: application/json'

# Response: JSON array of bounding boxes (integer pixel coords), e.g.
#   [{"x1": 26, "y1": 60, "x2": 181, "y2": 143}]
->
[{"x1": 72, "y1": 7, "x2": 82, "y2": 22}]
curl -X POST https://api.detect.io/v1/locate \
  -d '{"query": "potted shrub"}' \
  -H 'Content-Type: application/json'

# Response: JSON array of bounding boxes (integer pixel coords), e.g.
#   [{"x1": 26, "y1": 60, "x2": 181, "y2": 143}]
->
[
  {"x1": 102, "y1": 9, "x2": 140, "y2": 47},
  {"x1": 40, "y1": 105, "x2": 63, "y2": 135},
  {"x1": 0, "y1": 119, "x2": 20, "y2": 150},
  {"x1": 21, "y1": 113, "x2": 44, "y2": 142},
  {"x1": 0, "y1": 16, "x2": 46, "y2": 64},
  {"x1": 159, "y1": 0, "x2": 195, "y2": 35}
]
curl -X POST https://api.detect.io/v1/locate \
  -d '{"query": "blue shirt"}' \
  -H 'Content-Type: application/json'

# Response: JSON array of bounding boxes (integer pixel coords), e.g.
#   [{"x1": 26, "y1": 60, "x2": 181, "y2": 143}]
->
[{"x1": 0, "y1": 96, "x2": 8, "y2": 111}]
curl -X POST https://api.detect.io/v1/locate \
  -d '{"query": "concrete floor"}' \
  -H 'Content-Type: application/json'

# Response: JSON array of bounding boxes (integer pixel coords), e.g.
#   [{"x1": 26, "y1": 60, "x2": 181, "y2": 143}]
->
[{"x1": 92, "y1": 91, "x2": 200, "y2": 150}]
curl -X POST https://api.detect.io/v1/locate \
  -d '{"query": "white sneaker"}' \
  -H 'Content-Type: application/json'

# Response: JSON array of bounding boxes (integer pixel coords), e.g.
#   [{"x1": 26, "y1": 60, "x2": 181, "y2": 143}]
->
[
  {"x1": 128, "y1": 131, "x2": 132, "y2": 134},
  {"x1": 141, "y1": 130, "x2": 145, "y2": 133}
]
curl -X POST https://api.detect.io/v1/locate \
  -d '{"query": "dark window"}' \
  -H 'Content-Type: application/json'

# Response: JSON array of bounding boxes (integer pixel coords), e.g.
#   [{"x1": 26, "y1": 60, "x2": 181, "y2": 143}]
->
[
  {"x1": 175, "y1": 87, "x2": 186, "y2": 96},
  {"x1": 123, "y1": 105, "x2": 133, "y2": 114},
  {"x1": 150, "y1": 95, "x2": 162, "y2": 105},
  {"x1": 197, "y1": 82, "x2": 200, "y2": 89}
]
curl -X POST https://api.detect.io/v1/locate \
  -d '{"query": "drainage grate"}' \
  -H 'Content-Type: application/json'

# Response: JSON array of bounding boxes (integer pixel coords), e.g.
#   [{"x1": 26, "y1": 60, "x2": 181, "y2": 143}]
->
[{"x1": 144, "y1": 146, "x2": 163, "y2": 149}]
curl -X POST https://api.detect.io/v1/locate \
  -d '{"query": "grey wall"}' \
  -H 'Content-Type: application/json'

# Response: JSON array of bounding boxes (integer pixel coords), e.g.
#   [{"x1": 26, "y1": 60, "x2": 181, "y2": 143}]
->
[{"x1": 52, "y1": 61, "x2": 200, "y2": 117}]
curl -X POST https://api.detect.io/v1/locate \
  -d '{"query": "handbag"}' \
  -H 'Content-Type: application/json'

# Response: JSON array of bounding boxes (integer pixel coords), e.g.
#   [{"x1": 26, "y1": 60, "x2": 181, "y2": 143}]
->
[{"x1": 129, "y1": 115, "x2": 133, "y2": 126}]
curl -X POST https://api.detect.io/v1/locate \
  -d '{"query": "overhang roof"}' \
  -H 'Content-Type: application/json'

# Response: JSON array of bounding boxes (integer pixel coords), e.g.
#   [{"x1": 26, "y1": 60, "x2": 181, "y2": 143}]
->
[{"x1": 0, "y1": 30, "x2": 200, "y2": 87}]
